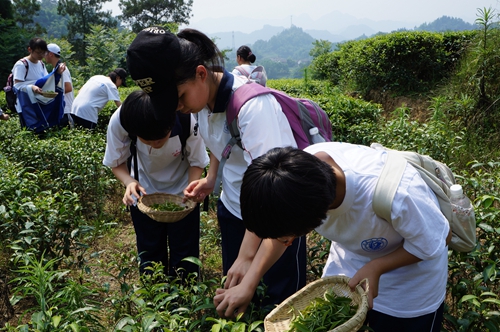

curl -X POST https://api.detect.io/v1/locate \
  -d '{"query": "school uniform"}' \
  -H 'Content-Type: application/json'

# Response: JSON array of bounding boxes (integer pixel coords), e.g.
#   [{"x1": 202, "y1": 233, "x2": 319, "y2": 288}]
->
[
  {"x1": 197, "y1": 70, "x2": 306, "y2": 309},
  {"x1": 103, "y1": 108, "x2": 209, "y2": 276}
]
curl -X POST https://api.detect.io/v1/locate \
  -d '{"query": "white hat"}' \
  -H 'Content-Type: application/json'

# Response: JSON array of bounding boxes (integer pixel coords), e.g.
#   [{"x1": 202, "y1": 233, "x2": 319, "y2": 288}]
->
[{"x1": 47, "y1": 43, "x2": 61, "y2": 56}]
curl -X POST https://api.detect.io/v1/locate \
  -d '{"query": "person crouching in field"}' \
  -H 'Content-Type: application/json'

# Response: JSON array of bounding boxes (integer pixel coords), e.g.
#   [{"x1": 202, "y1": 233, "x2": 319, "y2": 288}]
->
[
  {"x1": 103, "y1": 90, "x2": 209, "y2": 279},
  {"x1": 236, "y1": 143, "x2": 451, "y2": 332}
]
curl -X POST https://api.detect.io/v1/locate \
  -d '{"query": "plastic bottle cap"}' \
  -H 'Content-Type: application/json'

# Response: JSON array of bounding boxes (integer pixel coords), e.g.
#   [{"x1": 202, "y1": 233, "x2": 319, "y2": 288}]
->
[
  {"x1": 450, "y1": 184, "x2": 463, "y2": 197},
  {"x1": 309, "y1": 127, "x2": 319, "y2": 135}
]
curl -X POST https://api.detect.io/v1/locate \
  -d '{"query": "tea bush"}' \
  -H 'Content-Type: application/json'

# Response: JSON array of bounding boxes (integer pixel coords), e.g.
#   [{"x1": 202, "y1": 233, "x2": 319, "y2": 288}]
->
[
  {"x1": 316, "y1": 30, "x2": 475, "y2": 96},
  {"x1": 0, "y1": 78, "x2": 499, "y2": 331}
]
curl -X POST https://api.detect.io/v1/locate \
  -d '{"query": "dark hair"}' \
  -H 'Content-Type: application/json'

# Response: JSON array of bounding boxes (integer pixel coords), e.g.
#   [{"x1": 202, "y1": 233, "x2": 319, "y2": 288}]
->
[
  {"x1": 241, "y1": 146, "x2": 336, "y2": 239},
  {"x1": 28, "y1": 37, "x2": 47, "y2": 52},
  {"x1": 119, "y1": 90, "x2": 175, "y2": 140},
  {"x1": 236, "y1": 45, "x2": 256, "y2": 63},
  {"x1": 174, "y1": 28, "x2": 225, "y2": 85},
  {"x1": 108, "y1": 71, "x2": 118, "y2": 84}
]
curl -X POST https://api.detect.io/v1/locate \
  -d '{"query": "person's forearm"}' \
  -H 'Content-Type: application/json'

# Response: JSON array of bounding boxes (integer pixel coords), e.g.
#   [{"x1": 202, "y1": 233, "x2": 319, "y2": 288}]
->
[
  {"x1": 205, "y1": 153, "x2": 220, "y2": 185},
  {"x1": 188, "y1": 166, "x2": 204, "y2": 183},
  {"x1": 367, "y1": 245, "x2": 421, "y2": 275},
  {"x1": 64, "y1": 82, "x2": 73, "y2": 93},
  {"x1": 238, "y1": 238, "x2": 287, "y2": 290},
  {"x1": 237, "y1": 230, "x2": 264, "y2": 261},
  {"x1": 111, "y1": 163, "x2": 136, "y2": 187}
]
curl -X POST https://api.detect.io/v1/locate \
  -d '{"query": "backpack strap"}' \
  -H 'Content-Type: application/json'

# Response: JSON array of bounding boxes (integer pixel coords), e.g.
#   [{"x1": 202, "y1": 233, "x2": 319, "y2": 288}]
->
[
  {"x1": 234, "y1": 65, "x2": 250, "y2": 77},
  {"x1": 372, "y1": 152, "x2": 408, "y2": 223},
  {"x1": 177, "y1": 112, "x2": 192, "y2": 160},
  {"x1": 373, "y1": 151, "x2": 452, "y2": 225},
  {"x1": 20, "y1": 59, "x2": 29, "y2": 80},
  {"x1": 213, "y1": 83, "x2": 271, "y2": 195},
  {"x1": 127, "y1": 135, "x2": 139, "y2": 182}
]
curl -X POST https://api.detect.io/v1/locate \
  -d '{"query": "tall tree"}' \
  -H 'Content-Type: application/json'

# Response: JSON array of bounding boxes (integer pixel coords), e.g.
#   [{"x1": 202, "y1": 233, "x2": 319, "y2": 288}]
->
[
  {"x1": 0, "y1": 17, "x2": 31, "y2": 81},
  {"x1": 0, "y1": 0, "x2": 14, "y2": 19},
  {"x1": 58, "y1": 0, "x2": 118, "y2": 64},
  {"x1": 34, "y1": 0, "x2": 69, "y2": 38},
  {"x1": 119, "y1": 0, "x2": 192, "y2": 33},
  {"x1": 12, "y1": 0, "x2": 43, "y2": 32}
]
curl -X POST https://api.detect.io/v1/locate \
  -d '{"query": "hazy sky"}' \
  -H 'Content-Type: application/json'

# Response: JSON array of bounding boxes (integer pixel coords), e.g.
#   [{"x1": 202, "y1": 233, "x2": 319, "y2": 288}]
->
[{"x1": 104, "y1": 0, "x2": 499, "y2": 31}]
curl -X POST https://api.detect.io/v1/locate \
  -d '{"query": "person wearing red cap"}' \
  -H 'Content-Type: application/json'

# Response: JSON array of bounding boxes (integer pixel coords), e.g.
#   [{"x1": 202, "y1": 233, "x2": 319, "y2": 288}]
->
[
  {"x1": 70, "y1": 68, "x2": 127, "y2": 129},
  {"x1": 126, "y1": 27, "x2": 306, "y2": 318}
]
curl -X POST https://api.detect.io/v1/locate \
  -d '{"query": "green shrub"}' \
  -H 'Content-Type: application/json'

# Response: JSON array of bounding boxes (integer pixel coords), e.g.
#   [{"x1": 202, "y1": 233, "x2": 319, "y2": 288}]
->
[{"x1": 322, "y1": 30, "x2": 475, "y2": 96}]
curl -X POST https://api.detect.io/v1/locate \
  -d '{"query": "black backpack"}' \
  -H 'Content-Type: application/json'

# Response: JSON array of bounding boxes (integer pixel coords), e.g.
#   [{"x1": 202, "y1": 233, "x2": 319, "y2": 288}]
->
[
  {"x1": 126, "y1": 112, "x2": 193, "y2": 181},
  {"x1": 3, "y1": 59, "x2": 29, "y2": 112}
]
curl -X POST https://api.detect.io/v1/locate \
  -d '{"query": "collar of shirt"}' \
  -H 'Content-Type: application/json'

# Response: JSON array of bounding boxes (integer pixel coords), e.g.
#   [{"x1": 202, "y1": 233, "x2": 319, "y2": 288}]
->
[{"x1": 212, "y1": 69, "x2": 234, "y2": 114}]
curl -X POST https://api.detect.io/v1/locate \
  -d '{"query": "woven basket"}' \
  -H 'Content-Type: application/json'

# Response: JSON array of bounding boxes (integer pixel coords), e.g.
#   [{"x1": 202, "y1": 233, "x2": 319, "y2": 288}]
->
[
  {"x1": 137, "y1": 193, "x2": 195, "y2": 223},
  {"x1": 41, "y1": 91, "x2": 58, "y2": 98},
  {"x1": 264, "y1": 276, "x2": 369, "y2": 332}
]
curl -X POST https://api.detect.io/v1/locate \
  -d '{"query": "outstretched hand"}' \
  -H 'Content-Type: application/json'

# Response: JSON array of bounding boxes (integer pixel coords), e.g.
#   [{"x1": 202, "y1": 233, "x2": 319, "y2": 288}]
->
[
  {"x1": 183, "y1": 178, "x2": 214, "y2": 203},
  {"x1": 348, "y1": 263, "x2": 380, "y2": 310},
  {"x1": 123, "y1": 181, "x2": 146, "y2": 205},
  {"x1": 213, "y1": 285, "x2": 254, "y2": 318},
  {"x1": 57, "y1": 63, "x2": 66, "y2": 74}
]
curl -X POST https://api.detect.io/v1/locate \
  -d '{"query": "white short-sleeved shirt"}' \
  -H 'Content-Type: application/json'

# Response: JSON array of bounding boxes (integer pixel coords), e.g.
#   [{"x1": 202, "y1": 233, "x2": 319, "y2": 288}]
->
[
  {"x1": 70, "y1": 75, "x2": 120, "y2": 123},
  {"x1": 12, "y1": 58, "x2": 48, "y2": 113},
  {"x1": 62, "y1": 67, "x2": 74, "y2": 114},
  {"x1": 103, "y1": 108, "x2": 209, "y2": 196},
  {"x1": 197, "y1": 74, "x2": 296, "y2": 219},
  {"x1": 305, "y1": 142, "x2": 449, "y2": 318}
]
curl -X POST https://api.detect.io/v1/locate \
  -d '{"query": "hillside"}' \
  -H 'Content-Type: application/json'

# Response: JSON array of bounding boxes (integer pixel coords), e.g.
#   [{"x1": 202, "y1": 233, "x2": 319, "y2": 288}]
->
[{"x1": 222, "y1": 16, "x2": 477, "y2": 79}]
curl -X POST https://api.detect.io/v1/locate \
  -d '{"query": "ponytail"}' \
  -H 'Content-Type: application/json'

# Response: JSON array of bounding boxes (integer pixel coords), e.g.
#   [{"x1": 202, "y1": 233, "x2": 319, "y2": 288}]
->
[{"x1": 175, "y1": 28, "x2": 225, "y2": 84}]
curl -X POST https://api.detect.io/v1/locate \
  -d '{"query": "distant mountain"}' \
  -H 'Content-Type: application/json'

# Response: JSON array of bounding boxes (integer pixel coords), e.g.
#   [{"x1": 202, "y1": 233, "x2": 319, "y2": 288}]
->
[
  {"x1": 185, "y1": 11, "x2": 476, "y2": 50},
  {"x1": 205, "y1": 15, "x2": 479, "y2": 80},
  {"x1": 414, "y1": 16, "x2": 475, "y2": 32}
]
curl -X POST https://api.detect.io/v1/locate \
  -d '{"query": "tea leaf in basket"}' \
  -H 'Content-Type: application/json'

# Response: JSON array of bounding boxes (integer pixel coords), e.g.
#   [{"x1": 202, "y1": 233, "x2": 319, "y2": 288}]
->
[
  {"x1": 150, "y1": 201, "x2": 186, "y2": 212},
  {"x1": 287, "y1": 289, "x2": 358, "y2": 332}
]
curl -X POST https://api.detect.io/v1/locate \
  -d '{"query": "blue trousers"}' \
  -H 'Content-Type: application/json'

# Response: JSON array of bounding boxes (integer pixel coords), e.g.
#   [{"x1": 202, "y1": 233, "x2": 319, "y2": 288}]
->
[
  {"x1": 364, "y1": 301, "x2": 444, "y2": 332},
  {"x1": 130, "y1": 204, "x2": 200, "y2": 278},
  {"x1": 217, "y1": 199, "x2": 306, "y2": 310}
]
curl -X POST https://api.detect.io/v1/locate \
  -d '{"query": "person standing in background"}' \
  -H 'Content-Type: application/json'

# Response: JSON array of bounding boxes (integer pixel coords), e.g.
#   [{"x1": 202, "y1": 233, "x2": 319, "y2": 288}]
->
[
  {"x1": 70, "y1": 68, "x2": 127, "y2": 130},
  {"x1": 45, "y1": 43, "x2": 74, "y2": 127},
  {"x1": 232, "y1": 45, "x2": 267, "y2": 87}
]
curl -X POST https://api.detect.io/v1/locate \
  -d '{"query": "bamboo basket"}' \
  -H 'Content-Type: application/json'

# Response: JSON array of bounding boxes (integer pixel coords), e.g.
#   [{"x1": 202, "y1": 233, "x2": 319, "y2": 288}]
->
[
  {"x1": 264, "y1": 276, "x2": 369, "y2": 332},
  {"x1": 41, "y1": 91, "x2": 58, "y2": 98},
  {"x1": 137, "y1": 193, "x2": 195, "y2": 223}
]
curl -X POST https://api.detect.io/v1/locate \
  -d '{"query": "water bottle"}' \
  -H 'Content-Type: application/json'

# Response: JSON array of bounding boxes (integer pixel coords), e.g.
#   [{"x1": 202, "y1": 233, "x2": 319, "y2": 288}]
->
[
  {"x1": 450, "y1": 184, "x2": 474, "y2": 229},
  {"x1": 309, "y1": 127, "x2": 325, "y2": 144}
]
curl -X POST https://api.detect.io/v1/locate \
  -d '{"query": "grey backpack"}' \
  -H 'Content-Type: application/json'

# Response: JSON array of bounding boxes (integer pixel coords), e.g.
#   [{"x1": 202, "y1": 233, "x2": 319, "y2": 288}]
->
[{"x1": 371, "y1": 143, "x2": 476, "y2": 252}]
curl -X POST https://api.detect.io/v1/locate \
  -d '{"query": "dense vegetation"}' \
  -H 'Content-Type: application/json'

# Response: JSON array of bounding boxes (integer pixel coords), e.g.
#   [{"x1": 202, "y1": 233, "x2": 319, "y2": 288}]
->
[{"x1": 1, "y1": 3, "x2": 500, "y2": 331}]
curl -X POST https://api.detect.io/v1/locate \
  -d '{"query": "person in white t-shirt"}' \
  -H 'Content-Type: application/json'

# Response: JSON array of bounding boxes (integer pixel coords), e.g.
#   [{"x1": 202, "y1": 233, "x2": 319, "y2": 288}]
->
[
  {"x1": 12, "y1": 37, "x2": 66, "y2": 128},
  {"x1": 126, "y1": 27, "x2": 306, "y2": 316},
  {"x1": 71, "y1": 68, "x2": 127, "y2": 129},
  {"x1": 45, "y1": 43, "x2": 74, "y2": 127},
  {"x1": 103, "y1": 90, "x2": 209, "y2": 277},
  {"x1": 239, "y1": 143, "x2": 452, "y2": 332}
]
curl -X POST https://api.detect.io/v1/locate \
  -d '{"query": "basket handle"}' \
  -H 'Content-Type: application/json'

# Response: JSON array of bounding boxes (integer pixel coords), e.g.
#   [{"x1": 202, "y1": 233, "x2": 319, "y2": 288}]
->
[{"x1": 356, "y1": 278, "x2": 369, "y2": 296}]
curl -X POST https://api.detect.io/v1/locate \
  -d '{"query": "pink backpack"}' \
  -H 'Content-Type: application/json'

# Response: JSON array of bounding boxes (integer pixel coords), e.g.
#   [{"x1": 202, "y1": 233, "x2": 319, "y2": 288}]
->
[
  {"x1": 213, "y1": 82, "x2": 333, "y2": 194},
  {"x1": 234, "y1": 65, "x2": 267, "y2": 87}
]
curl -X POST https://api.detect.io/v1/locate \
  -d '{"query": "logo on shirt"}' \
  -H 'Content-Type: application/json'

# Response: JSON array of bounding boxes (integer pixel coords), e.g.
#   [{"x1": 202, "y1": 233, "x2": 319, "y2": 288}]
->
[
  {"x1": 361, "y1": 238, "x2": 388, "y2": 252},
  {"x1": 172, "y1": 149, "x2": 181, "y2": 157}
]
